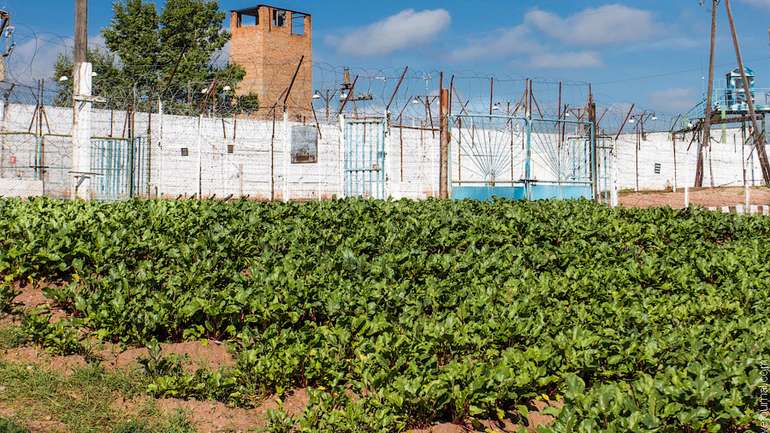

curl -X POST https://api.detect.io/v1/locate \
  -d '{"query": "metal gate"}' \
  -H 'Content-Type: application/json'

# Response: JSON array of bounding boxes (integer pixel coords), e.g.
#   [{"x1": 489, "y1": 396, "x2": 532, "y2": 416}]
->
[
  {"x1": 450, "y1": 115, "x2": 596, "y2": 200},
  {"x1": 343, "y1": 117, "x2": 386, "y2": 199},
  {"x1": 90, "y1": 138, "x2": 148, "y2": 201}
]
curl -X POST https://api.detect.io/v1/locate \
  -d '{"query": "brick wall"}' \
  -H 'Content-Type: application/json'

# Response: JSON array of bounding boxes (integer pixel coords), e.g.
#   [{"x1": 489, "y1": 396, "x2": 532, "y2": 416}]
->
[{"x1": 230, "y1": 6, "x2": 312, "y2": 119}]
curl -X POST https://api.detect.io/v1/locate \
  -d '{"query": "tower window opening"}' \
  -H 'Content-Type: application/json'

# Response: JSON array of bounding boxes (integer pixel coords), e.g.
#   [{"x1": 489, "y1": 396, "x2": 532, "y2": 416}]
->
[{"x1": 273, "y1": 9, "x2": 286, "y2": 27}]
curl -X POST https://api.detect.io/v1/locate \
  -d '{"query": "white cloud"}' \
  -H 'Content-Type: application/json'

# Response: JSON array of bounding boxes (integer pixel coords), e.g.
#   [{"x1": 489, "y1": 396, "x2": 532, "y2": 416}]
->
[
  {"x1": 5, "y1": 34, "x2": 105, "y2": 85},
  {"x1": 529, "y1": 51, "x2": 603, "y2": 69},
  {"x1": 740, "y1": 0, "x2": 770, "y2": 11},
  {"x1": 525, "y1": 4, "x2": 661, "y2": 46},
  {"x1": 450, "y1": 4, "x2": 668, "y2": 69},
  {"x1": 328, "y1": 9, "x2": 451, "y2": 57},
  {"x1": 449, "y1": 25, "x2": 538, "y2": 62},
  {"x1": 648, "y1": 87, "x2": 698, "y2": 113}
]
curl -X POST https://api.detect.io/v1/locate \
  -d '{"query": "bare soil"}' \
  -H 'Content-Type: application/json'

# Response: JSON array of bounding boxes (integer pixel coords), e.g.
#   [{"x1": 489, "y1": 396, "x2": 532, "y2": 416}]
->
[
  {"x1": 102, "y1": 340, "x2": 235, "y2": 373},
  {"x1": 619, "y1": 186, "x2": 770, "y2": 209},
  {"x1": 12, "y1": 282, "x2": 70, "y2": 322},
  {"x1": 3, "y1": 284, "x2": 557, "y2": 432},
  {"x1": 409, "y1": 400, "x2": 559, "y2": 433},
  {"x1": 115, "y1": 388, "x2": 309, "y2": 433},
  {"x1": 1, "y1": 346, "x2": 87, "y2": 377}
]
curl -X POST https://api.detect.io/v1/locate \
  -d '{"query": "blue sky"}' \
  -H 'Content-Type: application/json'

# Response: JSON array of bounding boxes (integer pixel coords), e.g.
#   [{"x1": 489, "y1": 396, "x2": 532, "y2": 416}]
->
[{"x1": 4, "y1": 0, "x2": 770, "y2": 115}]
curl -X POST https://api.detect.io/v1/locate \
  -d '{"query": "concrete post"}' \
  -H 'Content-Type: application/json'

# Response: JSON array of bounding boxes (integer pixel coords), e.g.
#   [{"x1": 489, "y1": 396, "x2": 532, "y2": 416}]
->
[
  {"x1": 282, "y1": 111, "x2": 289, "y2": 202},
  {"x1": 72, "y1": 61, "x2": 93, "y2": 199},
  {"x1": 197, "y1": 114, "x2": 202, "y2": 198},
  {"x1": 157, "y1": 98, "x2": 164, "y2": 198},
  {"x1": 684, "y1": 146, "x2": 690, "y2": 209},
  {"x1": 610, "y1": 138, "x2": 618, "y2": 208},
  {"x1": 339, "y1": 114, "x2": 345, "y2": 197},
  {"x1": 386, "y1": 113, "x2": 400, "y2": 199}
]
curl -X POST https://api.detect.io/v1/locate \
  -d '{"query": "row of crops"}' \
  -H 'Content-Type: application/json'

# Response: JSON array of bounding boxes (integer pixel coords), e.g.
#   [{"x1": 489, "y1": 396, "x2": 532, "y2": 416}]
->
[{"x1": 1, "y1": 198, "x2": 769, "y2": 432}]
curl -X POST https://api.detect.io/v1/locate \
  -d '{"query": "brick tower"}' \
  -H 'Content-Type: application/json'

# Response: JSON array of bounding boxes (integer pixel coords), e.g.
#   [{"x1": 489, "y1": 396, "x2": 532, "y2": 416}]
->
[{"x1": 230, "y1": 5, "x2": 312, "y2": 116}]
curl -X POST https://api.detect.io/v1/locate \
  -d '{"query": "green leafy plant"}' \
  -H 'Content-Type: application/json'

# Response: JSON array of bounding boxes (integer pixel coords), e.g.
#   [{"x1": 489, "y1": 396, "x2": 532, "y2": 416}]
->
[
  {"x1": 0, "y1": 280, "x2": 19, "y2": 316},
  {"x1": 0, "y1": 418, "x2": 29, "y2": 433},
  {"x1": 20, "y1": 308, "x2": 85, "y2": 356},
  {"x1": 1, "y1": 198, "x2": 769, "y2": 432},
  {"x1": 139, "y1": 344, "x2": 240, "y2": 404}
]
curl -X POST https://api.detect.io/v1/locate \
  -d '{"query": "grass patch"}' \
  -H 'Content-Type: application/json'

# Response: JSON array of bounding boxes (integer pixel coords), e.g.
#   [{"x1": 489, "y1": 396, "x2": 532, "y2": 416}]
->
[
  {"x1": 0, "y1": 417, "x2": 29, "y2": 433},
  {"x1": 0, "y1": 326, "x2": 24, "y2": 351},
  {"x1": 0, "y1": 361, "x2": 199, "y2": 433}
]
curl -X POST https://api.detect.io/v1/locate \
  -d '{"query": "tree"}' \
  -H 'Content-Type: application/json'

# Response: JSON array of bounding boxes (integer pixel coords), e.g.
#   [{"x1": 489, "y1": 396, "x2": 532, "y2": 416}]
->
[
  {"x1": 158, "y1": 0, "x2": 229, "y2": 89},
  {"x1": 101, "y1": 0, "x2": 160, "y2": 93},
  {"x1": 55, "y1": 0, "x2": 247, "y2": 114},
  {"x1": 236, "y1": 94, "x2": 260, "y2": 115},
  {"x1": 52, "y1": 48, "x2": 126, "y2": 108}
]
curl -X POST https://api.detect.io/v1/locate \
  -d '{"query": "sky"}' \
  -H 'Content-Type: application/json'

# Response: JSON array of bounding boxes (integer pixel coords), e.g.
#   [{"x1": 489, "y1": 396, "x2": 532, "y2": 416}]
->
[{"x1": 3, "y1": 0, "x2": 770, "y2": 115}]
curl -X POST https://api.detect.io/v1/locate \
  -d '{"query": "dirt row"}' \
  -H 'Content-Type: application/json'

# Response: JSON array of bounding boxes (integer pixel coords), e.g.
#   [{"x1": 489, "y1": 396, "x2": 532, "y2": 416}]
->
[
  {"x1": 619, "y1": 186, "x2": 770, "y2": 209},
  {"x1": 2, "y1": 285, "x2": 558, "y2": 433}
]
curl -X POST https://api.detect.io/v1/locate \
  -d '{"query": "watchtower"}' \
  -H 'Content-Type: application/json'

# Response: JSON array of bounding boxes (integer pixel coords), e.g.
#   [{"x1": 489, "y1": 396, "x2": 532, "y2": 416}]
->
[
  {"x1": 230, "y1": 5, "x2": 312, "y2": 115},
  {"x1": 724, "y1": 66, "x2": 756, "y2": 112}
]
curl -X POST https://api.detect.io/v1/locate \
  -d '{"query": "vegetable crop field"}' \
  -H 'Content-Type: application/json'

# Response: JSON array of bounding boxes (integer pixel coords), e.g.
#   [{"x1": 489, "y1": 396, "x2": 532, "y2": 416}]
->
[{"x1": 1, "y1": 198, "x2": 769, "y2": 433}]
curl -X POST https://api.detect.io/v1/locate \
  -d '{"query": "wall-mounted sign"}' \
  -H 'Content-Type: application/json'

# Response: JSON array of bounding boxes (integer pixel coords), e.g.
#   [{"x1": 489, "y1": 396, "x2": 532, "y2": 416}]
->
[{"x1": 291, "y1": 125, "x2": 318, "y2": 164}]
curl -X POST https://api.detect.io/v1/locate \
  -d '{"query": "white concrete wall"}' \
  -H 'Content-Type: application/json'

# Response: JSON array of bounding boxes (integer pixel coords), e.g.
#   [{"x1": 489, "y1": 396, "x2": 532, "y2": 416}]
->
[
  {"x1": 616, "y1": 129, "x2": 768, "y2": 191},
  {"x1": 0, "y1": 101, "x2": 767, "y2": 199}
]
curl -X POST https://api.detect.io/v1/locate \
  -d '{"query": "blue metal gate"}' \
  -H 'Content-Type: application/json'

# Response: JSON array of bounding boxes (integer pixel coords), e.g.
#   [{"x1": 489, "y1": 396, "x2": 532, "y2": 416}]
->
[
  {"x1": 343, "y1": 117, "x2": 386, "y2": 199},
  {"x1": 449, "y1": 115, "x2": 595, "y2": 201},
  {"x1": 90, "y1": 138, "x2": 148, "y2": 201}
]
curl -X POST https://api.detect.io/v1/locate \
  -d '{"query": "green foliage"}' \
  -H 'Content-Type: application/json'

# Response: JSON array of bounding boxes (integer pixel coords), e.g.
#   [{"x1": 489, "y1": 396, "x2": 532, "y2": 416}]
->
[
  {"x1": 52, "y1": 48, "x2": 126, "y2": 108},
  {"x1": 0, "y1": 280, "x2": 18, "y2": 315},
  {"x1": 0, "y1": 362, "x2": 152, "y2": 433},
  {"x1": 1, "y1": 197, "x2": 769, "y2": 432},
  {"x1": 156, "y1": 0, "x2": 229, "y2": 84},
  {"x1": 268, "y1": 389, "x2": 405, "y2": 433},
  {"x1": 0, "y1": 418, "x2": 29, "y2": 433},
  {"x1": 102, "y1": 0, "x2": 161, "y2": 92},
  {"x1": 112, "y1": 420, "x2": 153, "y2": 433},
  {"x1": 20, "y1": 308, "x2": 85, "y2": 356},
  {"x1": 55, "y1": 0, "x2": 246, "y2": 114},
  {"x1": 236, "y1": 93, "x2": 260, "y2": 115},
  {"x1": 139, "y1": 344, "x2": 240, "y2": 404},
  {"x1": 111, "y1": 413, "x2": 197, "y2": 433}
]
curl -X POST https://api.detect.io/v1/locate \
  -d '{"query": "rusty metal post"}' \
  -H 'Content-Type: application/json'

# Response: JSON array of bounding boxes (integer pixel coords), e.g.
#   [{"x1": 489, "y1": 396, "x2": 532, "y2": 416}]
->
[{"x1": 439, "y1": 87, "x2": 450, "y2": 199}]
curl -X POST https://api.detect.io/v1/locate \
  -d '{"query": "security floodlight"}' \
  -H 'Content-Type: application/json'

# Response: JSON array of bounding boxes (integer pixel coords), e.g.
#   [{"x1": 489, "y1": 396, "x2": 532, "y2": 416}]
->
[
  {"x1": 651, "y1": 114, "x2": 658, "y2": 121},
  {"x1": 412, "y1": 98, "x2": 421, "y2": 105},
  {"x1": 492, "y1": 103, "x2": 501, "y2": 111},
  {"x1": 201, "y1": 88, "x2": 208, "y2": 94},
  {"x1": 629, "y1": 117, "x2": 636, "y2": 124},
  {"x1": 58, "y1": 76, "x2": 69, "y2": 82},
  {"x1": 223, "y1": 85, "x2": 232, "y2": 92},
  {"x1": 565, "y1": 111, "x2": 571, "y2": 117},
  {"x1": 312, "y1": 91, "x2": 321, "y2": 100},
  {"x1": 91, "y1": 72, "x2": 97, "y2": 77}
]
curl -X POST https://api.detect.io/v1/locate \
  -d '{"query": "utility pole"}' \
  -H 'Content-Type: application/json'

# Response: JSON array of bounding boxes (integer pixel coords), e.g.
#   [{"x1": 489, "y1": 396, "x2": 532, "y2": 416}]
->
[
  {"x1": 72, "y1": 0, "x2": 93, "y2": 199},
  {"x1": 724, "y1": 0, "x2": 770, "y2": 184},
  {"x1": 697, "y1": 0, "x2": 719, "y2": 188},
  {"x1": 439, "y1": 84, "x2": 449, "y2": 199},
  {"x1": 74, "y1": 0, "x2": 87, "y2": 64}
]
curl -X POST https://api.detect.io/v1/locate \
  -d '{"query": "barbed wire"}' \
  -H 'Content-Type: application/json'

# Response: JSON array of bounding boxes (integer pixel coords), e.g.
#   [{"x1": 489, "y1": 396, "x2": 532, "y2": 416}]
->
[{"x1": 0, "y1": 26, "x2": 714, "y2": 139}]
